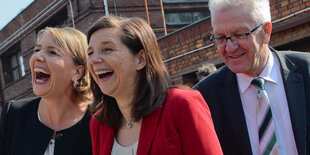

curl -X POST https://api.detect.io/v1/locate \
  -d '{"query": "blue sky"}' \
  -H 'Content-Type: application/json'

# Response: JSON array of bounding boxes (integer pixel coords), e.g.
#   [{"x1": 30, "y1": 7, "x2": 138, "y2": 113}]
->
[{"x1": 0, "y1": 0, "x2": 34, "y2": 30}]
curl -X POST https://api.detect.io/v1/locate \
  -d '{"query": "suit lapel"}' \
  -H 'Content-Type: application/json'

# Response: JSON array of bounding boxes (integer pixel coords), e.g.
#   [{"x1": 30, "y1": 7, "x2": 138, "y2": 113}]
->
[
  {"x1": 273, "y1": 49, "x2": 306, "y2": 155},
  {"x1": 218, "y1": 69, "x2": 253, "y2": 155},
  {"x1": 137, "y1": 105, "x2": 163, "y2": 155},
  {"x1": 101, "y1": 124, "x2": 115, "y2": 155}
]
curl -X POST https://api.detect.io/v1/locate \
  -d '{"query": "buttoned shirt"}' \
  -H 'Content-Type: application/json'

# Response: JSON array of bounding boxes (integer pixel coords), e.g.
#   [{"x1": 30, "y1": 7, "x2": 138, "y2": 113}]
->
[{"x1": 237, "y1": 50, "x2": 298, "y2": 155}]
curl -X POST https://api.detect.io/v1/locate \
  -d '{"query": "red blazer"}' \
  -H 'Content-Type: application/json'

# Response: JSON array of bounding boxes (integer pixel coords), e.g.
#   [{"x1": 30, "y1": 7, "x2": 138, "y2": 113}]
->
[{"x1": 90, "y1": 88, "x2": 223, "y2": 155}]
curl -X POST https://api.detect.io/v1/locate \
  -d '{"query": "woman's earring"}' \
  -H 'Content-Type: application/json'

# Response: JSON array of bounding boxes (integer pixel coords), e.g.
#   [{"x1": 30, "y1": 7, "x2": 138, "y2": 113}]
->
[{"x1": 73, "y1": 80, "x2": 77, "y2": 89}]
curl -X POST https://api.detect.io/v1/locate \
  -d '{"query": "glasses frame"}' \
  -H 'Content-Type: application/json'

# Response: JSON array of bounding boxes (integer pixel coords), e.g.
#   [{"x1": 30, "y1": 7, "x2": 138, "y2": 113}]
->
[{"x1": 210, "y1": 24, "x2": 263, "y2": 47}]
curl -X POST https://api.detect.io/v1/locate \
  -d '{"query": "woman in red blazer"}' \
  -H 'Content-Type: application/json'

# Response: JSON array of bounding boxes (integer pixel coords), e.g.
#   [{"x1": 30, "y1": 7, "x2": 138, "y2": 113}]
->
[{"x1": 87, "y1": 15, "x2": 223, "y2": 155}]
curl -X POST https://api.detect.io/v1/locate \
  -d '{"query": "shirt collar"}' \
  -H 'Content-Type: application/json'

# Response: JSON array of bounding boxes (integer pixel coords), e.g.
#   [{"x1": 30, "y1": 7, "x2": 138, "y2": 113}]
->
[{"x1": 237, "y1": 49, "x2": 278, "y2": 94}]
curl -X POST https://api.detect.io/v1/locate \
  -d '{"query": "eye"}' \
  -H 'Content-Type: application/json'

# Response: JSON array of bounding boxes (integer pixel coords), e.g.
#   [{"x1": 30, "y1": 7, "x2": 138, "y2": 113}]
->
[
  {"x1": 103, "y1": 47, "x2": 113, "y2": 52},
  {"x1": 234, "y1": 33, "x2": 247, "y2": 39},
  {"x1": 33, "y1": 49, "x2": 40, "y2": 53},
  {"x1": 88, "y1": 51, "x2": 94, "y2": 56},
  {"x1": 48, "y1": 50, "x2": 58, "y2": 55},
  {"x1": 213, "y1": 36, "x2": 226, "y2": 43}
]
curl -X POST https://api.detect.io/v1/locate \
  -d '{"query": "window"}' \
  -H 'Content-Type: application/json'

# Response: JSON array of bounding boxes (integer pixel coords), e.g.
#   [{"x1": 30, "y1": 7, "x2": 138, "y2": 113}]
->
[
  {"x1": 165, "y1": 10, "x2": 209, "y2": 25},
  {"x1": 36, "y1": 7, "x2": 68, "y2": 33},
  {"x1": 163, "y1": 0, "x2": 207, "y2": 2},
  {"x1": 1, "y1": 43, "x2": 25, "y2": 85}
]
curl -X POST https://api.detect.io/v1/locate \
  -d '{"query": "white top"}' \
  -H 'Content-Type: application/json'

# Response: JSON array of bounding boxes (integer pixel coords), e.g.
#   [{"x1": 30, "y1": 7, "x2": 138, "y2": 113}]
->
[
  {"x1": 111, "y1": 138, "x2": 138, "y2": 155},
  {"x1": 38, "y1": 110, "x2": 55, "y2": 155},
  {"x1": 237, "y1": 50, "x2": 298, "y2": 155}
]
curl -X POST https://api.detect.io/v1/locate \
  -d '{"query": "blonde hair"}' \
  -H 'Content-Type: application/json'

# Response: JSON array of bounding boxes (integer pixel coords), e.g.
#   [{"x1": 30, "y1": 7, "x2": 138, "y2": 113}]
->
[{"x1": 37, "y1": 27, "x2": 93, "y2": 102}]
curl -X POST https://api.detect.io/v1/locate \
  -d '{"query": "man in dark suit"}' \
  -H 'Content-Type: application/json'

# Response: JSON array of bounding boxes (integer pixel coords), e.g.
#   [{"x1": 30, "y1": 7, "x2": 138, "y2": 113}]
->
[{"x1": 194, "y1": 0, "x2": 310, "y2": 155}]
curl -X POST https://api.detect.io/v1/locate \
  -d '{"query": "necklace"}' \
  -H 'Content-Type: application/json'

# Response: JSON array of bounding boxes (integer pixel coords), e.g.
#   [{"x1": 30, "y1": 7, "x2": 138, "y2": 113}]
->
[{"x1": 127, "y1": 120, "x2": 133, "y2": 128}]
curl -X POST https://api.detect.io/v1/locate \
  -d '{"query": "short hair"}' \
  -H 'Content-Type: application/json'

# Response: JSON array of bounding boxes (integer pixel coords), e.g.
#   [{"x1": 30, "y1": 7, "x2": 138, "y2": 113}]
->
[
  {"x1": 208, "y1": 0, "x2": 271, "y2": 25},
  {"x1": 87, "y1": 16, "x2": 169, "y2": 128},
  {"x1": 37, "y1": 27, "x2": 92, "y2": 102},
  {"x1": 197, "y1": 63, "x2": 217, "y2": 80}
]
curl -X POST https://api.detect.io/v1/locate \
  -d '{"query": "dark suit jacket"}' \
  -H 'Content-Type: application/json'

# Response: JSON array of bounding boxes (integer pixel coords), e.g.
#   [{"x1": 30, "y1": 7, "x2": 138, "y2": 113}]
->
[
  {"x1": 194, "y1": 48, "x2": 310, "y2": 155},
  {"x1": 0, "y1": 97, "x2": 92, "y2": 155},
  {"x1": 90, "y1": 88, "x2": 223, "y2": 155}
]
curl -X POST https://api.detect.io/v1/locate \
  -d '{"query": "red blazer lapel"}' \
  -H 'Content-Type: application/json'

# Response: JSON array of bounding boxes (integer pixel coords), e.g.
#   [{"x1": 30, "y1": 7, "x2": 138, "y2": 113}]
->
[
  {"x1": 101, "y1": 125, "x2": 115, "y2": 155},
  {"x1": 137, "y1": 106, "x2": 163, "y2": 155}
]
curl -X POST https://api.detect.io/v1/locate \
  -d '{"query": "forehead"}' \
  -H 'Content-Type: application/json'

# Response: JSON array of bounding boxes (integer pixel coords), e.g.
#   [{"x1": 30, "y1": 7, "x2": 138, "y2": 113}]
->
[
  {"x1": 212, "y1": 8, "x2": 255, "y2": 34},
  {"x1": 89, "y1": 28, "x2": 120, "y2": 45},
  {"x1": 37, "y1": 32, "x2": 55, "y2": 45}
]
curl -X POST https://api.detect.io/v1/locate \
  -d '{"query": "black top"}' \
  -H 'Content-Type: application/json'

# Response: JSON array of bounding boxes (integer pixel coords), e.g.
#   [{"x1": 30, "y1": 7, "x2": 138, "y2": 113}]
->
[{"x1": 0, "y1": 97, "x2": 92, "y2": 155}]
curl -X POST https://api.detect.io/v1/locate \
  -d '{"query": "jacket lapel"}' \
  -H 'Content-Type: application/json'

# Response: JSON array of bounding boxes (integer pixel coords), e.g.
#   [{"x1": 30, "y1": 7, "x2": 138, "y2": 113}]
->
[
  {"x1": 137, "y1": 105, "x2": 163, "y2": 155},
  {"x1": 273, "y1": 49, "x2": 306, "y2": 155},
  {"x1": 101, "y1": 124, "x2": 115, "y2": 155},
  {"x1": 219, "y1": 68, "x2": 253, "y2": 155}
]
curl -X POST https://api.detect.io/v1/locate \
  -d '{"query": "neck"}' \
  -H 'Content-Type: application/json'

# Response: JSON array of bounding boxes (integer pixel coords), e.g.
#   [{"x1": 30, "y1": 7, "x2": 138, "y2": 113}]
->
[
  {"x1": 38, "y1": 94, "x2": 88, "y2": 131},
  {"x1": 116, "y1": 97, "x2": 134, "y2": 123},
  {"x1": 114, "y1": 85, "x2": 137, "y2": 123}
]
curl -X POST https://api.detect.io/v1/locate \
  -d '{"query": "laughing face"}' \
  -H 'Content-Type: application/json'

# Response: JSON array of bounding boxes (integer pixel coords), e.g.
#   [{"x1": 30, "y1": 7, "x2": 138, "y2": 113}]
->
[
  {"x1": 212, "y1": 8, "x2": 269, "y2": 77},
  {"x1": 87, "y1": 28, "x2": 144, "y2": 100},
  {"x1": 30, "y1": 32, "x2": 78, "y2": 97}
]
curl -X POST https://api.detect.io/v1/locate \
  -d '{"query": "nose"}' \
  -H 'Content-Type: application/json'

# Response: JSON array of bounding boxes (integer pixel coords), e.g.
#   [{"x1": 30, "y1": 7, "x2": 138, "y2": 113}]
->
[
  {"x1": 88, "y1": 51, "x2": 103, "y2": 65},
  {"x1": 31, "y1": 51, "x2": 45, "y2": 62},
  {"x1": 225, "y1": 39, "x2": 239, "y2": 53}
]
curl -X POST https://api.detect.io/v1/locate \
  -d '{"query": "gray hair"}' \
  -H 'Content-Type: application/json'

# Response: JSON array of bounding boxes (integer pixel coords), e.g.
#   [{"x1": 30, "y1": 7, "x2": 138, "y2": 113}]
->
[
  {"x1": 208, "y1": 0, "x2": 271, "y2": 25},
  {"x1": 197, "y1": 63, "x2": 217, "y2": 80}
]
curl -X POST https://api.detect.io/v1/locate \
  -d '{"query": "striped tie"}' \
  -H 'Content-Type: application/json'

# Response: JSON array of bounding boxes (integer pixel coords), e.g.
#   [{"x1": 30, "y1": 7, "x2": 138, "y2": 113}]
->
[{"x1": 251, "y1": 78, "x2": 278, "y2": 155}]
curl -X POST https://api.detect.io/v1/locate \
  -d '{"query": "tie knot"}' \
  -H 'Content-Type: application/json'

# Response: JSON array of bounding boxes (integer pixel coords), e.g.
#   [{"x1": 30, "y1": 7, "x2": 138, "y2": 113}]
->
[{"x1": 251, "y1": 78, "x2": 265, "y2": 90}]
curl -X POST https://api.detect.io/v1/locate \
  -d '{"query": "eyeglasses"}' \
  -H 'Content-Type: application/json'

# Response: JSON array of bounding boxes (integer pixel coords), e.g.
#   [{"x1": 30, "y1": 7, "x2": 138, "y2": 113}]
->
[{"x1": 210, "y1": 24, "x2": 263, "y2": 48}]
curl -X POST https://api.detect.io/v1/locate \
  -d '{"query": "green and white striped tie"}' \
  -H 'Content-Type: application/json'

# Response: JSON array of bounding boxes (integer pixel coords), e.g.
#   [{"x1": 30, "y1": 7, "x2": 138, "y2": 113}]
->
[{"x1": 251, "y1": 78, "x2": 278, "y2": 155}]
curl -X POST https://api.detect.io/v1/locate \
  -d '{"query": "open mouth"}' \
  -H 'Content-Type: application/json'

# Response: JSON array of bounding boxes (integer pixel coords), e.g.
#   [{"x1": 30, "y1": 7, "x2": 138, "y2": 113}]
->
[
  {"x1": 34, "y1": 67, "x2": 50, "y2": 84},
  {"x1": 95, "y1": 69, "x2": 114, "y2": 81}
]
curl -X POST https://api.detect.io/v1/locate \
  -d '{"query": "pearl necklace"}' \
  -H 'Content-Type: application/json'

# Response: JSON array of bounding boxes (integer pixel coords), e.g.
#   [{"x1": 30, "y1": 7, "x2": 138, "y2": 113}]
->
[{"x1": 127, "y1": 120, "x2": 134, "y2": 128}]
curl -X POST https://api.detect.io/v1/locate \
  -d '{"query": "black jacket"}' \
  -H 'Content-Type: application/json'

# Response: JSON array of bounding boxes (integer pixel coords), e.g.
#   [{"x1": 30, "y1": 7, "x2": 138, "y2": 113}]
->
[
  {"x1": 194, "y1": 48, "x2": 310, "y2": 155},
  {"x1": 0, "y1": 97, "x2": 92, "y2": 155}
]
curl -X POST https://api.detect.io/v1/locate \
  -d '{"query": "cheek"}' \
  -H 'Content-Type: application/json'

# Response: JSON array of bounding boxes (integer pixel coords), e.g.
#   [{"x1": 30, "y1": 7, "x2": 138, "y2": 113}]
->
[{"x1": 29, "y1": 56, "x2": 35, "y2": 67}]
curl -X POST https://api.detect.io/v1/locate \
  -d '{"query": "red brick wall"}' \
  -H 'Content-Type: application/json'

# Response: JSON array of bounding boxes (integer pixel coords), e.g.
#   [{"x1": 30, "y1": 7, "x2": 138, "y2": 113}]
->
[
  {"x1": 158, "y1": 0, "x2": 310, "y2": 85},
  {"x1": 1, "y1": 0, "x2": 310, "y2": 104},
  {"x1": 0, "y1": 0, "x2": 54, "y2": 43}
]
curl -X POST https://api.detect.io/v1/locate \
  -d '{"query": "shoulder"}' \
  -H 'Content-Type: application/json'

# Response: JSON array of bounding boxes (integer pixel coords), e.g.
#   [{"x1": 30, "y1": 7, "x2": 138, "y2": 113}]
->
[
  {"x1": 164, "y1": 88, "x2": 208, "y2": 112},
  {"x1": 273, "y1": 49, "x2": 310, "y2": 64},
  {"x1": 3, "y1": 97, "x2": 40, "y2": 114},
  {"x1": 90, "y1": 109, "x2": 113, "y2": 132},
  {"x1": 194, "y1": 65, "x2": 232, "y2": 91},
  {"x1": 165, "y1": 88, "x2": 202, "y2": 103}
]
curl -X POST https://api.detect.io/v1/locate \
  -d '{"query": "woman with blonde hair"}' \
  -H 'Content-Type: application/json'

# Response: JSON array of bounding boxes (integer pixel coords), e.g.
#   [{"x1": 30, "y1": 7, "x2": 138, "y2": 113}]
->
[
  {"x1": 0, "y1": 27, "x2": 93, "y2": 155},
  {"x1": 87, "y1": 16, "x2": 222, "y2": 155}
]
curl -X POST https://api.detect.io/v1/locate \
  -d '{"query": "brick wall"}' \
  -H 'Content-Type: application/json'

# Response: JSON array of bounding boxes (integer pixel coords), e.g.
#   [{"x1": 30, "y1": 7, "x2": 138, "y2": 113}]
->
[
  {"x1": 0, "y1": 0, "x2": 166, "y2": 104},
  {"x1": 0, "y1": 0, "x2": 54, "y2": 43},
  {"x1": 1, "y1": 0, "x2": 310, "y2": 104},
  {"x1": 158, "y1": 0, "x2": 310, "y2": 85}
]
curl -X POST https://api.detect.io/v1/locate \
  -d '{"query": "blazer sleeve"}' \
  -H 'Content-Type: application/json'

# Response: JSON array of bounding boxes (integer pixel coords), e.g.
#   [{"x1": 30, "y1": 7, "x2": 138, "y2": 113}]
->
[
  {"x1": 0, "y1": 102, "x2": 11, "y2": 155},
  {"x1": 170, "y1": 89, "x2": 223, "y2": 155}
]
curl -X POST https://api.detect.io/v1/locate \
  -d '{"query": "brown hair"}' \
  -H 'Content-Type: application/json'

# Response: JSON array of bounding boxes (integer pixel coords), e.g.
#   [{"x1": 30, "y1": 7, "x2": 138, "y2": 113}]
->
[
  {"x1": 87, "y1": 16, "x2": 169, "y2": 128},
  {"x1": 37, "y1": 27, "x2": 93, "y2": 102}
]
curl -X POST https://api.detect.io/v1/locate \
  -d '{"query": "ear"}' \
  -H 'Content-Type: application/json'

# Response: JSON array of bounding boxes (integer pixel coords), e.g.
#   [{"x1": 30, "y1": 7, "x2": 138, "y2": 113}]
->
[
  {"x1": 72, "y1": 65, "x2": 85, "y2": 81},
  {"x1": 135, "y1": 50, "x2": 146, "y2": 70},
  {"x1": 262, "y1": 22, "x2": 272, "y2": 44}
]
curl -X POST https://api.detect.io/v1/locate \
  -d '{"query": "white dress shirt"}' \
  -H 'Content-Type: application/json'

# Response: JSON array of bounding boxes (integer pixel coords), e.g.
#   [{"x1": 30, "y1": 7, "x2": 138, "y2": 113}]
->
[{"x1": 236, "y1": 50, "x2": 298, "y2": 155}]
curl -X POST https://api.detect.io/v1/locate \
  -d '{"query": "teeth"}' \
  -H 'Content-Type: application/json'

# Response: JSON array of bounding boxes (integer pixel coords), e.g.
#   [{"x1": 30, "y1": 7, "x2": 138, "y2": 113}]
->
[
  {"x1": 35, "y1": 79, "x2": 45, "y2": 83},
  {"x1": 34, "y1": 68, "x2": 49, "y2": 74},
  {"x1": 95, "y1": 70, "x2": 113, "y2": 75}
]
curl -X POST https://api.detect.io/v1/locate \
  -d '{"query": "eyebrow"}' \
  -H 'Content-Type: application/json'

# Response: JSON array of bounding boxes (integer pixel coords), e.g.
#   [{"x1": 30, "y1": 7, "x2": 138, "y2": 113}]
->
[
  {"x1": 35, "y1": 45, "x2": 60, "y2": 50},
  {"x1": 87, "y1": 41, "x2": 115, "y2": 51}
]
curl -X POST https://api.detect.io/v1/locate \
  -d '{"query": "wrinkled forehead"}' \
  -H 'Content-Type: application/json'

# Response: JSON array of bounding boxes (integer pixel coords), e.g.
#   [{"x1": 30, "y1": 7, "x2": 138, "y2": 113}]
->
[{"x1": 211, "y1": 7, "x2": 256, "y2": 34}]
